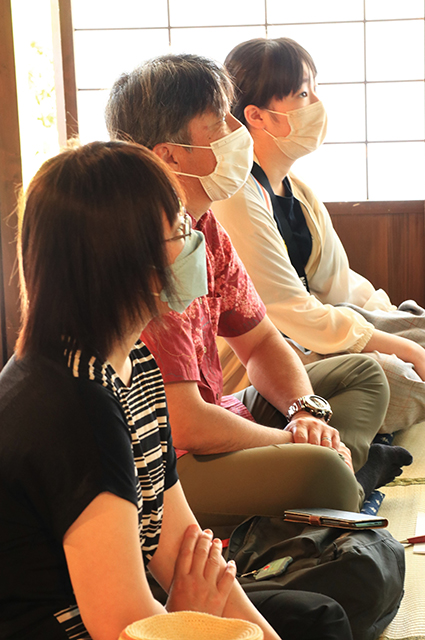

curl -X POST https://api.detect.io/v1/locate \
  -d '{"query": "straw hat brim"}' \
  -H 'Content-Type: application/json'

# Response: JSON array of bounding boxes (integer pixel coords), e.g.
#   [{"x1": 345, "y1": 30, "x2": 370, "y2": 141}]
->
[{"x1": 119, "y1": 611, "x2": 264, "y2": 640}]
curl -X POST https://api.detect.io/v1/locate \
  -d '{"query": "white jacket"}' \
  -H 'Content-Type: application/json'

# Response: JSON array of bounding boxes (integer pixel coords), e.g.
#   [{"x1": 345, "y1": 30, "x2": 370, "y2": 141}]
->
[{"x1": 213, "y1": 171, "x2": 396, "y2": 391}]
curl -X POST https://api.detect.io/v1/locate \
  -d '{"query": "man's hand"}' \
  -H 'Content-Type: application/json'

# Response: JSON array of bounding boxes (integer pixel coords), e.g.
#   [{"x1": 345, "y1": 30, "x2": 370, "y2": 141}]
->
[
  {"x1": 166, "y1": 525, "x2": 236, "y2": 616},
  {"x1": 284, "y1": 411, "x2": 354, "y2": 472},
  {"x1": 284, "y1": 411, "x2": 340, "y2": 447},
  {"x1": 335, "y1": 440, "x2": 354, "y2": 472}
]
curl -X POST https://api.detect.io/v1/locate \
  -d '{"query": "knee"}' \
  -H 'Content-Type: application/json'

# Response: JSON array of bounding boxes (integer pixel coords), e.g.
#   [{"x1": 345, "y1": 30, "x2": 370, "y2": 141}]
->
[
  {"x1": 288, "y1": 445, "x2": 360, "y2": 511},
  {"x1": 313, "y1": 596, "x2": 353, "y2": 639},
  {"x1": 305, "y1": 445, "x2": 352, "y2": 476},
  {"x1": 347, "y1": 354, "x2": 390, "y2": 404},
  {"x1": 249, "y1": 590, "x2": 353, "y2": 640},
  {"x1": 351, "y1": 353, "x2": 388, "y2": 385}
]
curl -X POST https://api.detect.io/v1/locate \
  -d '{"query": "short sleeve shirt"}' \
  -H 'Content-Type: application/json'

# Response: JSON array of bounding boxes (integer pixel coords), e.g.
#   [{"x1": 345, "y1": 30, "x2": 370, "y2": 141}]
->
[
  {"x1": 142, "y1": 210, "x2": 266, "y2": 407},
  {"x1": 0, "y1": 341, "x2": 177, "y2": 639}
]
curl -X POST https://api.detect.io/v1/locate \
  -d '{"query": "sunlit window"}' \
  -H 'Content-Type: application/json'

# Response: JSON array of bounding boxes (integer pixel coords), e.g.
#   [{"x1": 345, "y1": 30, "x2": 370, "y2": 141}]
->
[
  {"x1": 11, "y1": 0, "x2": 60, "y2": 188},
  {"x1": 70, "y1": 0, "x2": 424, "y2": 201}
]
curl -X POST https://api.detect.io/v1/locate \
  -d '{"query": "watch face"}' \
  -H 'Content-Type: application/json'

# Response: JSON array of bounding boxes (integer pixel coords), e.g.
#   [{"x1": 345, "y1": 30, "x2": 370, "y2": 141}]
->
[{"x1": 308, "y1": 395, "x2": 329, "y2": 410}]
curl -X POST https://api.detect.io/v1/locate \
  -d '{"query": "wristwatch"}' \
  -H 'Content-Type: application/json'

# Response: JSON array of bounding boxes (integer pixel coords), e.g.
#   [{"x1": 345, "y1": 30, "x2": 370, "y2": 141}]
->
[{"x1": 286, "y1": 394, "x2": 333, "y2": 423}]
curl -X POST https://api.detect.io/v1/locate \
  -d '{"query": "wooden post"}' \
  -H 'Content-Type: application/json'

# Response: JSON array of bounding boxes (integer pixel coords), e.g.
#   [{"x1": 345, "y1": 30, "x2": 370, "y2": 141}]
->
[
  {"x1": 0, "y1": 0, "x2": 23, "y2": 366},
  {"x1": 51, "y1": 0, "x2": 78, "y2": 145}
]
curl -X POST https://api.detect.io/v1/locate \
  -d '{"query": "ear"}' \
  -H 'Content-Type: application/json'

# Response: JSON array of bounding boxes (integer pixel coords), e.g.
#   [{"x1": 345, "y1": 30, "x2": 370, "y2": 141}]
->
[
  {"x1": 244, "y1": 105, "x2": 266, "y2": 130},
  {"x1": 152, "y1": 143, "x2": 181, "y2": 170}
]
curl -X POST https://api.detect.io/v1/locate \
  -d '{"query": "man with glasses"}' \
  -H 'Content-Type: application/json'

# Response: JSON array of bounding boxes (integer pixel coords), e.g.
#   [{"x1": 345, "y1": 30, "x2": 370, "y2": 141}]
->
[{"x1": 105, "y1": 53, "x2": 410, "y2": 535}]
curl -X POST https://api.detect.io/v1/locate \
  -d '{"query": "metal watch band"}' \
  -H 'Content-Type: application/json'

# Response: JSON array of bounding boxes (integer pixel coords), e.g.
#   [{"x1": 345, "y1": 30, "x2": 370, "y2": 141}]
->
[{"x1": 286, "y1": 395, "x2": 332, "y2": 423}]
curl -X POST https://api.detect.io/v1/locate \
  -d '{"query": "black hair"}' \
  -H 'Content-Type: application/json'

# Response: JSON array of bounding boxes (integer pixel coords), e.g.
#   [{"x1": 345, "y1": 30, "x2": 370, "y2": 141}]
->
[
  {"x1": 224, "y1": 38, "x2": 317, "y2": 126},
  {"x1": 17, "y1": 140, "x2": 182, "y2": 361}
]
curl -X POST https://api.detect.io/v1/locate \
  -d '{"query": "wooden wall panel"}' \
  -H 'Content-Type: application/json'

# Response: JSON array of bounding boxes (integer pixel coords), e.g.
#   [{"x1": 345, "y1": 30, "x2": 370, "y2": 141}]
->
[{"x1": 327, "y1": 201, "x2": 425, "y2": 307}]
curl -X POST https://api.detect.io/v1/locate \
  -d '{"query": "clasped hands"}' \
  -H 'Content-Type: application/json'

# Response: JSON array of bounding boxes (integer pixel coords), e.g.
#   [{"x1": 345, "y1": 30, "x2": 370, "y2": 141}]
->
[
  {"x1": 166, "y1": 524, "x2": 237, "y2": 616},
  {"x1": 284, "y1": 410, "x2": 353, "y2": 472}
]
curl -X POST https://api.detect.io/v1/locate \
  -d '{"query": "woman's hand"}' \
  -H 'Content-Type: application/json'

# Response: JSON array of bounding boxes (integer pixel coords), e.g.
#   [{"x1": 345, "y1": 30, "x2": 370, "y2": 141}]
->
[
  {"x1": 152, "y1": 483, "x2": 281, "y2": 640},
  {"x1": 166, "y1": 524, "x2": 237, "y2": 616}
]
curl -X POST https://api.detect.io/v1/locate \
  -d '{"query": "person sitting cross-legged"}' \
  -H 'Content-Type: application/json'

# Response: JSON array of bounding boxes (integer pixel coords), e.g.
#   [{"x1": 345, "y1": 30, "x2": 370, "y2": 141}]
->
[{"x1": 105, "y1": 53, "x2": 412, "y2": 535}]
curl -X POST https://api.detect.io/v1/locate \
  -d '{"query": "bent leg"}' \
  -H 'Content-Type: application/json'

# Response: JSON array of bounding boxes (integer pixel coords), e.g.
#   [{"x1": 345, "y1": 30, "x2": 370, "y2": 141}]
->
[
  {"x1": 366, "y1": 351, "x2": 425, "y2": 432},
  {"x1": 248, "y1": 590, "x2": 353, "y2": 640},
  {"x1": 177, "y1": 443, "x2": 362, "y2": 530},
  {"x1": 305, "y1": 354, "x2": 390, "y2": 471},
  {"x1": 235, "y1": 354, "x2": 389, "y2": 472},
  {"x1": 336, "y1": 303, "x2": 425, "y2": 430}
]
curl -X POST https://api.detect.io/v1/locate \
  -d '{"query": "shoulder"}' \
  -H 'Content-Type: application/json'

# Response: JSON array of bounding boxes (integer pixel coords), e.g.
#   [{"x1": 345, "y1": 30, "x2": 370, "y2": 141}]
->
[
  {"x1": 195, "y1": 208, "x2": 228, "y2": 244},
  {"x1": 131, "y1": 340, "x2": 164, "y2": 379},
  {"x1": 215, "y1": 175, "x2": 271, "y2": 216},
  {"x1": 213, "y1": 177, "x2": 274, "y2": 249},
  {"x1": 0, "y1": 353, "x2": 83, "y2": 420},
  {"x1": 0, "y1": 354, "x2": 141, "y2": 542},
  {"x1": 0, "y1": 353, "x2": 129, "y2": 455},
  {"x1": 288, "y1": 172, "x2": 325, "y2": 217},
  {"x1": 196, "y1": 208, "x2": 240, "y2": 268}
]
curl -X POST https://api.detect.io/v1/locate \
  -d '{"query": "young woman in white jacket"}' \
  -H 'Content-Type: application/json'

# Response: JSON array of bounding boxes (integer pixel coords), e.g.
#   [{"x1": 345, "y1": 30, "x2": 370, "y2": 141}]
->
[{"x1": 213, "y1": 37, "x2": 425, "y2": 433}]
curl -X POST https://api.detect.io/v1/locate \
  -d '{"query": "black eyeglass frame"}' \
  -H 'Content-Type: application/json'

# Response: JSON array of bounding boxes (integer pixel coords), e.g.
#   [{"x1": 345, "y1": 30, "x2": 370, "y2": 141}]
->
[{"x1": 165, "y1": 211, "x2": 192, "y2": 242}]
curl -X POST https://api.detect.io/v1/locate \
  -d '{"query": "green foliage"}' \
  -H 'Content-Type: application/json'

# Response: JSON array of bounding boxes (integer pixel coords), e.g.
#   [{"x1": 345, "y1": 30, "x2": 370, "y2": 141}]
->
[{"x1": 28, "y1": 41, "x2": 56, "y2": 133}]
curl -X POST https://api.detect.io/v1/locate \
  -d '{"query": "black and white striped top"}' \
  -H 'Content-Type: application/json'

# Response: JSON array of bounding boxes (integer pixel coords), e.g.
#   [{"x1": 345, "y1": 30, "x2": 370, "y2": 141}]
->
[
  {"x1": 65, "y1": 339, "x2": 177, "y2": 561},
  {"x1": 0, "y1": 340, "x2": 177, "y2": 639},
  {"x1": 55, "y1": 340, "x2": 178, "y2": 638}
]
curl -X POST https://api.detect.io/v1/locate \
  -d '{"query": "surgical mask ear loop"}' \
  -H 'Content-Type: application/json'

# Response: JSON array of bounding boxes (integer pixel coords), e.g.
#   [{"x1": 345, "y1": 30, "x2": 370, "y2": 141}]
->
[
  {"x1": 266, "y1": 109, "x2": 289, "y2": 117},
  {"x1": 166, "y1": 125, "x2": 254, "y2": 202}
]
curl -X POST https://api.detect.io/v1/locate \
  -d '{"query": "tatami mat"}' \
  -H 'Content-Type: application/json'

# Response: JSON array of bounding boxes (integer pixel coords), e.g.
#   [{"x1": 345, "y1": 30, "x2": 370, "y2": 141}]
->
[
  {"x1": 379, "y1": 423, "x2": 425, "y2": 640},
  {"x1": 393, "y1": 424, "x2": 425, "y2": 479}
]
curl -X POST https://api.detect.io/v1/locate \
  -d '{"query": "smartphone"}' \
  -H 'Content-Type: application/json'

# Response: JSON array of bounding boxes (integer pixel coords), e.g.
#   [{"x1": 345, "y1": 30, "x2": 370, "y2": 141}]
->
[{"x1": 253, "y1": 557, "x2": 293, "y2": 581}]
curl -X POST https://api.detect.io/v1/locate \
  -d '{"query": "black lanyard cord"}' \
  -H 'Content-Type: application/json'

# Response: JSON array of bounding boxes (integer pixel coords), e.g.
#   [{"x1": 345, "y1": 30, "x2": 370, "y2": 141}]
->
[{"x1": 251, "y1": 162, "x2": 309, "y2": 292}]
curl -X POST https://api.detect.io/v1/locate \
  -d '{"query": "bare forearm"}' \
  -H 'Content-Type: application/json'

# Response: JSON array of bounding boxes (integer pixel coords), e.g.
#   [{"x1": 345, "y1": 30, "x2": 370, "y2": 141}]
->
[
  {"x1": 64, "y1": 493, "x2": 168, "y2": 640},
  {"x1": 150, "y1": 485, "x2": 280, "y2": 637},
  {"x1": 245, "y1": 328, "x2": 314, "y2": 415},
  {"x1": 165, "y1": 387, "x2": 293, "y2": 454},
  {"x1": 365, "y1": 329, "x2": 425, "y2": 380}
]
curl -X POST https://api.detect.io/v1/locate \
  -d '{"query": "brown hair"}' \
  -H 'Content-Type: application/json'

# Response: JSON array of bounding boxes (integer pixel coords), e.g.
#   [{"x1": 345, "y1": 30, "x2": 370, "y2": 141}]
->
[
  {"x1": 16, "y1": 140, "x2": 182, "y2": 360},
  {"x1": 224, "y1": 38, "x2": 317, "y2": 126}
]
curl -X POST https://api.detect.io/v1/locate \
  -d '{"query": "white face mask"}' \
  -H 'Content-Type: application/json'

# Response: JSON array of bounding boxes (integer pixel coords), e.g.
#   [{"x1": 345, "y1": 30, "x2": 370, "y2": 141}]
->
[
  {"x1": 171, "y1": 124, "x2": 254, "y2": 202},
  {"x1": 264, "y1": 100, "x2": 328, "y2": 161}
]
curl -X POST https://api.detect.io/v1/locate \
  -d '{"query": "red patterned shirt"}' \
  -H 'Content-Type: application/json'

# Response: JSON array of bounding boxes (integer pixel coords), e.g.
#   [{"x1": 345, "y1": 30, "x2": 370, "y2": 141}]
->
[{"x1": 142, "y1": 209, "x2": 266, "y2": 443}]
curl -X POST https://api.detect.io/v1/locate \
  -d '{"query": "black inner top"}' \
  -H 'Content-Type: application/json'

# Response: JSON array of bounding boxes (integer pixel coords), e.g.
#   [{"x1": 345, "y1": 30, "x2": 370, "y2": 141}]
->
[{"x1": 275, "y1": 176, "x2": 312, "y2": 270}]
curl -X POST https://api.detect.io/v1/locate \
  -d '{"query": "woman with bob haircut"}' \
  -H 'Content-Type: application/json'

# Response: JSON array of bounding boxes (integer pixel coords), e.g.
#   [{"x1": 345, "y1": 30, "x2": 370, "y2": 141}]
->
[
  {"x1": 213, "y1": 37, "x2": 425, "y2": 435},
  {"x1": 0, "y1": 140, "x2": 297, "y2": 640}
]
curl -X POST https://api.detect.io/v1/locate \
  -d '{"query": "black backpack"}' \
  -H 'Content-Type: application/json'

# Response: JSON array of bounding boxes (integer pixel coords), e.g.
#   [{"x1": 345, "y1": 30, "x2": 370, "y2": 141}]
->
[{"x1": 224, "y1": 516, "x2": 405, "y2": 640}]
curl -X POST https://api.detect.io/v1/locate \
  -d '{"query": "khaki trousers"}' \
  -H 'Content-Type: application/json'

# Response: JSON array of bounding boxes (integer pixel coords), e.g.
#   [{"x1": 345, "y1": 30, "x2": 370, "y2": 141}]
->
[{"x1": 177, "y1": 354, "x2": 389, "y2": 530}]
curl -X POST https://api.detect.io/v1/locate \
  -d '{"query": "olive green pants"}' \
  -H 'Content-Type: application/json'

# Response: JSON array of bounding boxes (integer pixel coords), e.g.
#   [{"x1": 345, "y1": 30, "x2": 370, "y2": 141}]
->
[{"x1": 177, "y1": 354, "x2": 389, "y2": 530}]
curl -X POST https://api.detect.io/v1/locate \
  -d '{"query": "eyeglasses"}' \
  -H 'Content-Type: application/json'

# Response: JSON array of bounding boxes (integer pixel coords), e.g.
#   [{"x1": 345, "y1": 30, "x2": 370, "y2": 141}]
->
[{"x1": 165, "y1": 211, "x2": 192, "y2": 242}]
